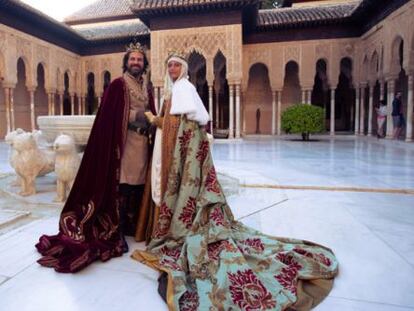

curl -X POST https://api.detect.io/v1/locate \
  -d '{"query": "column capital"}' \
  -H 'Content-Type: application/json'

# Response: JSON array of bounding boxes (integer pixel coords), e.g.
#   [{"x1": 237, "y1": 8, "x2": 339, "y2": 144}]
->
[
  {"x1": 46, "y1": 88, "x2": 57, "y2": 94},
  {"x1": 301, "y1": 85, "x2": 313, "y2": 91},
  {"x1": 2, "y1": 82, "x2": 16, "y2": 89},
  {"x1": 384, "y1": 74, "x2": 398, "y2": 82}
]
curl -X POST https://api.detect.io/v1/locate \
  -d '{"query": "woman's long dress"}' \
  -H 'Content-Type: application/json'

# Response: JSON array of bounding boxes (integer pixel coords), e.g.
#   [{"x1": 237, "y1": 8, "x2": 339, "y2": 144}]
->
[{"x1": 132, "y1": 103, "x2": 338, "y2": 311}]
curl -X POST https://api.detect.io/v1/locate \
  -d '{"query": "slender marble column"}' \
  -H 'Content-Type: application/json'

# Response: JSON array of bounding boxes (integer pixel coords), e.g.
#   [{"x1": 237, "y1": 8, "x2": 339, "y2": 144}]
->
[
  {"x1": 354, "y1": 87, "x2": 360, "y2": 135},
  {"x1": 59, "y1": 93, "x2": 64, "y2": 115},
  {"x1": 208, "y1": 85, "x2": 213, "y2": 134},
  {"x1": 271, "y1": 90, "x2": 276, "y2": 135},
  {"x1": 368, "y1": 85, "x2": 374, "y2": 136},
  {"x1": 406, "y1": 74, "x2": 413, "y2": 142},
  {"x1": 360, "y1": 86, "x2": 366, "y2": 135},
  {"x1": 28, "y1": 88, "x2": 35, "y2": 130},
  {"x1": 380, "y1": 80, "x2": 385, "y2": 101},
  {"x1": 154, "y1": 87, "x2": 160, "y2": 114},
  {"x1": 70, "y1": 94, "x2": 75, "y2": 115},
  {"x1": 277, "y1": 90, "x2": 282, "y2": 136},
  {"x1": 4, "y1": 88, "x2": 11, "y2": 133},
  {"x1": 330, "y1": 88, "x2": 335, "y2": 136},
  {"x1": 235, "y1": 84, "x2": 241, "y2": 139},
  {"x1": 10, "y1": 88, "x2": 15, "y2": 131},
  {"x1": 228, "y1": 84, "x2": 234, "y2": 139},
  {"x1": 386, "y1": 79, "x2": 395, "y2": 139}
]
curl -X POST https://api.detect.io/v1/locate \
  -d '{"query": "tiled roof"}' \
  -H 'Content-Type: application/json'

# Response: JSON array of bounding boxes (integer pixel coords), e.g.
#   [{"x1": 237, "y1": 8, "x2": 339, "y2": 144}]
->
[
  {"x1": 258, "y1": 2, "x2": 359, "y2": 29},
  {"x1": 4, "y1": 0, "x2": 87, "y2": 39},
  {"x1": 74, "y1": 20, "x2": 149, "y2": 41},
  {"x1": 64, "y1": 0, "x2": 134, "y2": 25},
  {"x1": 132, "y1": 0, "x2": 255, "y2": 9},
  {"x1": 131, "y1": 0, "x2": 260, "y2": 13}
]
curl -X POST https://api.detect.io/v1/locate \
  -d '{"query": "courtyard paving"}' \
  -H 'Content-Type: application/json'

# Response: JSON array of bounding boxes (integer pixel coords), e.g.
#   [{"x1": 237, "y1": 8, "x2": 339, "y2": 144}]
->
[{"x1": 0, "y1": 135, "x2": 413, "y2": 311}]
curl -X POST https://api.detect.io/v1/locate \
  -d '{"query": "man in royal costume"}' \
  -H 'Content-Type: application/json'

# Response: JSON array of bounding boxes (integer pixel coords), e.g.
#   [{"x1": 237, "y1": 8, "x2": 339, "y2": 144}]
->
[
  {"x1": 132, "y1": 52, "x2": 339, "y2": 310},
  {"x1": 35, "y1": 43, "x2": 156, "y2": 273}
]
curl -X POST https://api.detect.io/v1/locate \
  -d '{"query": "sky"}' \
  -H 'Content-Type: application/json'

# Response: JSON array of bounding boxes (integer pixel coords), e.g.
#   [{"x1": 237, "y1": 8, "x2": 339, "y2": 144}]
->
[{"x1": 21, "y1": 0, "x2": 96, "y2": 21}]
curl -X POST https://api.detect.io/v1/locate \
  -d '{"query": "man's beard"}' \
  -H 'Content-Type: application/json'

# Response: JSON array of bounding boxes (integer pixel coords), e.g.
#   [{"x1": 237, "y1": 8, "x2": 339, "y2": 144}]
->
[{"x1": 127, "y1": 65, "x2": 143, "y2": 77}]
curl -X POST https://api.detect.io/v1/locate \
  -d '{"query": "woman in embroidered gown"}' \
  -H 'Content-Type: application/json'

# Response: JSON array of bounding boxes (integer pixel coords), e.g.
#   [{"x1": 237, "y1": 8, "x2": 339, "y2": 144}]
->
[{"x1": 132, "y1": 53, "x2": 339, "y2": 311}]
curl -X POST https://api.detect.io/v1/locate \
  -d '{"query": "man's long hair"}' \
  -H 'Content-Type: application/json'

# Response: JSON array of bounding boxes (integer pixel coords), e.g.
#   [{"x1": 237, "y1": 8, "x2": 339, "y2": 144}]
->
[{"x1": 122, "y1": 51, "x2": 149, "y2": 74}]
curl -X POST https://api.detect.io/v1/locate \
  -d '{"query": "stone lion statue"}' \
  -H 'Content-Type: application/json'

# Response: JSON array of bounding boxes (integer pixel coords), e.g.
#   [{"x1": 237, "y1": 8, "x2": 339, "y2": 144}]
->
[
  {"x1": 5, "y1": 129, "x2": 55, "y2": 188},
  {"x1": 53, "y1": 134, "x2": 81, "y2": 202},
  {"x1": 12, "y1": 132, "x2": 51, "y2": 196}
]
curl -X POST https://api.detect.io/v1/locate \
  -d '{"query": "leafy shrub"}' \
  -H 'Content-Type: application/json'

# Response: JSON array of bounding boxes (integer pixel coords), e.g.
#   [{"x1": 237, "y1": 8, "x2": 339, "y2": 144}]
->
[{"x1": 281, "y1": 104, "x2": 325, "y2": 141}]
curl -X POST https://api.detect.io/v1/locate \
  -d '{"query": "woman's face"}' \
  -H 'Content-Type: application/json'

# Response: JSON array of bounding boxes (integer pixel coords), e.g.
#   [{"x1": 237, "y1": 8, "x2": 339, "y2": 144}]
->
[{"x1": 168, "y1": 61, "x2": 182, "y2": 81}]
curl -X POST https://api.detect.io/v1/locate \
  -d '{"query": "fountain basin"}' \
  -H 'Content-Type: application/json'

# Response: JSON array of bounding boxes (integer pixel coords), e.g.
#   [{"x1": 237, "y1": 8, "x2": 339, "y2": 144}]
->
[{"x1": 37, "y1": 115, "x2": 95, "y2": 146}]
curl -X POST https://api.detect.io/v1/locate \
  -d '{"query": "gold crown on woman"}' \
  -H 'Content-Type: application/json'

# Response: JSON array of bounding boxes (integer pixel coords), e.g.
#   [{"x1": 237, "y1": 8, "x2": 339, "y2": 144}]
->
[
  {"x1": 166, "y1": 49, "x2": 188, "y2": 62},
  {"x1": 126, "y1": 42, "x2": 147, "y2": 54}
]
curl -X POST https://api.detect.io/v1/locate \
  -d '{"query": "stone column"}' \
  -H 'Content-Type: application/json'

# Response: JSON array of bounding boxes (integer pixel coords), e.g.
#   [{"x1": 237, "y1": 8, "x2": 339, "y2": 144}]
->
[
  {"x1": 158, "y1": 87, "x2": 164, "y2": 111},
  {"x1": 241, "y1": 90, "x2": 246, "y2": 135},
  {"x1": 215, "y1": 87, "x2": 220, "y2": 129},
  {"x1": 380, "y1": 80, "x2": 385, "y2": 101},
  {"x1": 330, "y1": 88, "x2": 335, "y2": 136},
  {"x1": 77, "y1": 95, "x2": 82, "y2": 115},
  {"x1": 154, "y1": 87, "x2": 160, "y2": 114},
  {"x1": 229, "y1": 84, "x2": 234, "y2": 139},
  {"x1": 307, "y1": 89, "x2": 312, "y2": 105},
  {"x1": 354, "y1": 87, "x2": 360, "y2": 135},
  {"x1": 406, "y1": 74, "x2": 413, "y2": 142},
  {"x1": 359, "y1": 86, "x2": 366, "y2": 135},
  {"x1": 386, "y1": 78, "x2": 395, "y2": 139},
  {"x1": 59, "y1": 92, "x2": 64, "y2": 115},
  {"x1": 83, "y1": 96, "x2": 87, "y2": 115},
  {"x1": 271, "y1": 90, "x2": 276, "y2": 135},
  {"x1": 47, "y1": 92, "x2": 56, "y2": 116},
  {"x1": 208, "y1": 85, "x2": 213, "y2": 134},
  {"x1": 98, "y1": 96, "x2": 102, "y2": 109},
  {"x1": 277, "y1": 90, "x2": 282, "y2": 136},
  {"x1": 28, "y1": 87, "x2": 36, "y2": 131},
  {"x1": 235, "y1": 84, "x2": 241, "y2": 139},
  {"x1": 368, "y1": 84, "x2": 374, "y2": 136},
  {"x1": 52, "y1": 93, "x2": 56, "y2": 115},
  {"x1": 10, "y1": 88, "x2": 15, "y2": 131},
  {"x1": 4, "y1": 88, "x2": 11, "y2": 133},
  {"x1": 70, "y1": 94, "x2": 75, "y2": 115},
  {"x1": 301, "y1": 88, "x2": 306, "y2": 104}
]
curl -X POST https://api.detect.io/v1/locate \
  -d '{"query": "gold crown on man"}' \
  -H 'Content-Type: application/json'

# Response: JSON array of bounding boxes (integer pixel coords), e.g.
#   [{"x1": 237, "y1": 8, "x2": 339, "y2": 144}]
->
[
  {"x1": 166, "y1": 49, "x2": 188, "y2": 62},
  {"x1": 126, "y1": 42, "x2": 147, "y2": 54}
]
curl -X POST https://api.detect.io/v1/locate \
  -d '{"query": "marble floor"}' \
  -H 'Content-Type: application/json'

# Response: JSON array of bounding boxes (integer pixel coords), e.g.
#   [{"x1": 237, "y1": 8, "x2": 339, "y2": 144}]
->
[{"x1": 0, "y1": 136, "x2": 413, "y2": 311}]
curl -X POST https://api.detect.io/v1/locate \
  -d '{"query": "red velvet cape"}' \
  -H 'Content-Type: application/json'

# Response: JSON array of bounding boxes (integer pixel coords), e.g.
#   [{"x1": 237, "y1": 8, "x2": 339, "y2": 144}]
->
[{"x1": 35, "y1": 77, "x2": 156, "y2": 273}]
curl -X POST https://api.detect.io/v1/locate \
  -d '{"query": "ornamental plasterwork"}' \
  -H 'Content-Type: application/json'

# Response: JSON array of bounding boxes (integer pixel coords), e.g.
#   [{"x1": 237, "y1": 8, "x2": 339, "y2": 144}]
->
[
  {"x1": 84, "y1": 59, "x2": 96, "y2": 74},
  {"x1": 151, "y1": 25, "x2": 242, "y2": 84},
  {"x1": 315, "y1": 44, "x2": 330, "y2": 60},
  {"x1": 100, "y1": 58, "x2": 111, "y2": 73},
  {"x1": 247, "y1": 50, "x2": 271, "y2": 69},
  {"x1": 35, "y1": 45, "x2": 49, "y2": 63},
  {"x1": 16, "y1": 37, "x2": 32, "y2": 61},
  {"x1": 340, "y1": 43, "x2": 354, "y2": 58},
  {"x1": 0, "y1": 31, "x2": 6, "y2": 54},
  {"x1": 284, "y1": 46, "x2": 300, "y2": 64}
]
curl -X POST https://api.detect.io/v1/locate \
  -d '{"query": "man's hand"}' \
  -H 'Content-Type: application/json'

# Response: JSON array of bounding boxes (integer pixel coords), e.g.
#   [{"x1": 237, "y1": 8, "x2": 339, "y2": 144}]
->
[{"x1": 144, "y1": 111, "x2": 155, "y2": 124}]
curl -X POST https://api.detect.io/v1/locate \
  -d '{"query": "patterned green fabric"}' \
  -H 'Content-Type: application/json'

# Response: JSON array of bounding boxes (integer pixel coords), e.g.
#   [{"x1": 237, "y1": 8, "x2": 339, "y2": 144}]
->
[{"x1": 137, "y1": 117, "x2": 338, "y2": 311}]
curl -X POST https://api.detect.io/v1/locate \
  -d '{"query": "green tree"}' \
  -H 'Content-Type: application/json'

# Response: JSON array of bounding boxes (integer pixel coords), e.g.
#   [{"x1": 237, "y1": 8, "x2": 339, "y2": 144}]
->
[{"x1": 281, "y1": 104, "x2": 325, "y2": 141}]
